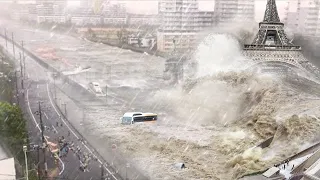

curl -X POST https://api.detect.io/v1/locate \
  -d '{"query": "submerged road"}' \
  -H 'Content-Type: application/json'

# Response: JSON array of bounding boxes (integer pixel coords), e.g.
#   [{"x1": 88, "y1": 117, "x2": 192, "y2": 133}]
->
[
  {"x1": 0, "y1": 20, "x2": 154, "y2": 179},
  {"x1": 0, "y1": 36, "x2": 121, "y2": 179}
]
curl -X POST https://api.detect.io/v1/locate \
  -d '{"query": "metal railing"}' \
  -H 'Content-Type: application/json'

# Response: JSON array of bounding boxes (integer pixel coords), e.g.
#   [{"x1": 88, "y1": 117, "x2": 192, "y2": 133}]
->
[
  {"x1": 244, "y1": 44, "x2": 302, "y2": 51},
  {"x1": 0, "y1": 32, "x2": 149, "y2": 180}
]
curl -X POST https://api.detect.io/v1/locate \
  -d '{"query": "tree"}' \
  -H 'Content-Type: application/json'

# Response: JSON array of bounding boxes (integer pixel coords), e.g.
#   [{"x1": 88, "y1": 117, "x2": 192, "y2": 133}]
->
[
  {"x1": 117, "y1": 30, "x2": 123, "y2": 43},
  {"x1": 137, "y1": 37, "x2": 142, "y2": 48},
  {"x1": 0, "y1": 102, "x2": 28, "y2": 162},
  {"x1": 0, "y1": 58, "x2": 14, "y2": 102},
  {"x1": 87, "y1": 28, "x2": 96, "y2": 38},
  {"x1": 117, "y1": 28, "x2": 128, "y2": 43},
  {"x1": 148, "y1": 39, "x2": 152, "y2": 47}
]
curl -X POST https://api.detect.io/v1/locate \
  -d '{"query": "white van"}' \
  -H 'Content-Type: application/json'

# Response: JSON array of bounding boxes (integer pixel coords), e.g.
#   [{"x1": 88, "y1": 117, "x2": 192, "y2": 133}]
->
[
  {"x1": 121, "y1": 112, "x2": 157, "y2": 125},
  {"x1": 88, "y1": 82, "x2": 106, "y2": 96}
]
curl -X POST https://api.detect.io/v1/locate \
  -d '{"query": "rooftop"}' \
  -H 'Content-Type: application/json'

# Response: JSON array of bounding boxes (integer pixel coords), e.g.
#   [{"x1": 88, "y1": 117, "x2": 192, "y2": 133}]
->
[{"x1": 0, "y1": 157, "x2": 15, "y2": 180}]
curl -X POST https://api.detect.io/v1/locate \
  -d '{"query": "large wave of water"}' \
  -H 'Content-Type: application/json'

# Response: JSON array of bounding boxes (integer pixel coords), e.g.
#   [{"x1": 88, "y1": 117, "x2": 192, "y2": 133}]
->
[{"x1": 145, "y1": 29, "x2": 320, "y2": 179}]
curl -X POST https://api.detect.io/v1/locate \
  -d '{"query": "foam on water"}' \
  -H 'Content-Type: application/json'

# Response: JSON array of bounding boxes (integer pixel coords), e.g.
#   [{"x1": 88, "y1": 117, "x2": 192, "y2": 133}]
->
[
  {"x1": 195, "y1": 33, "x2": 246, "y2": 77},
  {"x1": 139, "y1": 30, "x2": 320, "y2": 179},
  {"x1": 58, "y1": 23, "x2": 320, "y2": 179}
]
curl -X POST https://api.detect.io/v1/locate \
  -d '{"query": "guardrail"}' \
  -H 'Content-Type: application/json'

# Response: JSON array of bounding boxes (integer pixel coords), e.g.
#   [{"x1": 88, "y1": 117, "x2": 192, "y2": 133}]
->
[
  {"x1": 0, "y1": 33, "x2": 149, "y2": 180},
  {"x1": 244, "y1": 44, "x2": 302, "y2": 51},
  {"x1": 0, "y1": 43, "x2": 65, "y2": 177},
  {"x1": 47, "y1": 86, "x2": 123, "y2": 180},
  {"x1": 0, "y1": 33, "x2": 98, "y2": 101}
]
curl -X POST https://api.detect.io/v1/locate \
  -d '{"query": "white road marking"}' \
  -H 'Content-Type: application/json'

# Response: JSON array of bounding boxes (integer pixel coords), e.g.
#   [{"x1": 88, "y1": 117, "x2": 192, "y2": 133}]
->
[
  {"x1": 3, "y1": 35, "x2": 115, "y2": 179},
  {"x1": 26, "y1": 89, "x2": 40, "y2": 130},
  {"x1": 43, "y1": 112, "x2": 48, "y2": 119},
  {"x1": 52, "y1": 125, "x2": 58, "y2": 133},
  {"x1": 46, "y1": 83, "x2": 118, "y2": 179},
  {"x1": 37, "y1": 85, "x2": 39, "y2": 89},
  {"x1": 26, "y1": 89, "x2": 65, "y2": 175}
]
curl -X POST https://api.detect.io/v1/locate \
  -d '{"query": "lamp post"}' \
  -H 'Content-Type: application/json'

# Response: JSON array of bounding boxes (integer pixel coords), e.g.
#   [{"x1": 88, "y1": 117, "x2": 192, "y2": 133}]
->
[
  {"x1": 23, "y1": 145, "x2": 29, "y2": 180},
  {"x1": 21, "y1": 41, "x2": 26, "y2": 78},
  {"x1": 126, "y1": 163, "x2": 130, "y2": 180},
  {"x1": 4, "y1": 29, "x2": 7, "y2": 48},
  {"x1": 100, "y1": 164, "x2": 104, "y2": 180},
  {"x1": 12, "y1": 32, "x2": 15, "y2": 59},
  {"x1": 62, "y1": 103, "x2": 67, "y2": 118},
  {"x1": 53, "y1": 73, "x2": 57, "y2": 101},
  {"x1": 14, "y1": 70, "x2": 20, "y2": 105},
  {"x1": 173, "y1": 38, "x2": 176, "y2": 53}
]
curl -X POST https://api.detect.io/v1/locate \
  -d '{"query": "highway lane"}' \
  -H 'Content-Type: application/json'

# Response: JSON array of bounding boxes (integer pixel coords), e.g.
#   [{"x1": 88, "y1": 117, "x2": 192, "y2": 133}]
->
[
  {"x1": 0, "y1": 37, "x2": 120, "y2": 179},
  {"x1": 27, "y1": 82, "x2": 106, "y2": 180},
  {"x1": 0, "y1": 21, "x2": 159, "y2": 179}
]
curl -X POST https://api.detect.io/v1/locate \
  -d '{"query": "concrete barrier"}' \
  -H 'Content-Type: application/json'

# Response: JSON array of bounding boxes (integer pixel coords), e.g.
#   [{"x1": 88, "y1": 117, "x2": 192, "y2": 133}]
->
[{"x1": 0, "y1": 34, "x2": 149, "y2": 180}]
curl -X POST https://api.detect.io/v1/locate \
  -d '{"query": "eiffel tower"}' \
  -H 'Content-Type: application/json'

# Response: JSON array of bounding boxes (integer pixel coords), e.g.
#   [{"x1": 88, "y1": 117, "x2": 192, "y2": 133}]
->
[{"x1": 243, "y1": 0, "x2": 319, "y2": 75}]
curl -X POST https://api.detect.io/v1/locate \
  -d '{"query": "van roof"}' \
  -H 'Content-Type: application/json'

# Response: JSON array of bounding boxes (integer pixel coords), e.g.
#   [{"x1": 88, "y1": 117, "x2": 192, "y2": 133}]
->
[
  {"x1": 123, "y1": 112, "x2": 143, "y2": 117},
  {"x1": 132, "y1": 113, "x2": 157, "y2": 117},
  {"x1": 142, "y1": 113, "x2": 157, "y2": 116}
]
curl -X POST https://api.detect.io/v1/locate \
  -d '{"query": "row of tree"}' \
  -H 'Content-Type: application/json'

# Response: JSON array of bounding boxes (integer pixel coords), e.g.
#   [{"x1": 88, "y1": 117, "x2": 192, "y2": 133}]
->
[
  {"x1": 0, "y1": 102, "x2": 28, "y2": 162},
  {"x1": 0, "y1": 52, "x2": 36, "y2": 179},
  {"x1": 87, "y1": 27, "x2": 157, "y2": 49}
]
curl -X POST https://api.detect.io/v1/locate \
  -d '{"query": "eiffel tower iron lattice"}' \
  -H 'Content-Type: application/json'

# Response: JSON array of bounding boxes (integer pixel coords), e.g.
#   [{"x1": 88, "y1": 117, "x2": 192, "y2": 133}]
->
[
  {"x1": 263, "y1": 0, "x2": 280, "y2": 23},
  {"x1": 251, "y1": 0, "x2": 291, "y2": 46},
  {"x1": 243, "y1": 0, "x2": 320, "y2": 78}
]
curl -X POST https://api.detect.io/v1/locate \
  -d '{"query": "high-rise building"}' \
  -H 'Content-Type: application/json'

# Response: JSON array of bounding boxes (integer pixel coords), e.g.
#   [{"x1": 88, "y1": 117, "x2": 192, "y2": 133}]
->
[
  {"x1": 157, "y1": 0, "x2": 214, "y2": 52},
  {"x1": 36, "y1": 0, "x2": 67, "y2": 7},
  {"x1": 79, "y1": 0, "x2": 91, "y2": 7},
  {"x1": 214, "y1": 0, "x2": 255, "y2": 26},
  {"x1": 284, "y1": 0, "x2": 320, "y2": 37},
  {"x1": 127, "y1": 14, "x2": 161, "y2": 27},
  {"x1": 35, "y1": 0, "x2": 67, "y2": 24},
  {"x1": 102, "y1": 3, "x2": 127, "y2": 25},
  {"x1": 102, "y1": 3, "x2": 126, "y2": 17}
]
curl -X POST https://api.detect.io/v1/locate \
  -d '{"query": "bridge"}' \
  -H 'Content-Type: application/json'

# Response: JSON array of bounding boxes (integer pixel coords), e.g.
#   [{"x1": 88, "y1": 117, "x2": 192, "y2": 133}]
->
[{"x1": 243, "y1": 0, "x2": 317, "y2": 75}]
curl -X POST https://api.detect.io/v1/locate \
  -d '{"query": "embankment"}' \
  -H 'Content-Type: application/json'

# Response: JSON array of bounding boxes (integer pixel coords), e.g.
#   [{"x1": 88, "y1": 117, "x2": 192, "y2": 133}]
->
[{"x1": 87, "y1": 36, "x2": 170, "y2": 58}]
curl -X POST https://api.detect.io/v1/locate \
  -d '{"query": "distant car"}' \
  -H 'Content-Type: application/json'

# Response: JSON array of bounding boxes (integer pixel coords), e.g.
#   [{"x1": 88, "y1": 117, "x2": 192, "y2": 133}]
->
[
  {"x1": 121, "y1": 112, "x2": 157, "y2": 125},
  {"x1": 88, "y1": 82, "x2": 106, "y2": 96}
]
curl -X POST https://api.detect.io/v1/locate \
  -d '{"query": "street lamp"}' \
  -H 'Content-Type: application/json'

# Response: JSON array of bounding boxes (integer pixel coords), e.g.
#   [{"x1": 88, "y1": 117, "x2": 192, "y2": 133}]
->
[
  {"x1": 23, "y1": 145, "x2": 29, "y2": 180},
  {"x1": 52, "y1": 73, "x2": 57, "y2": 101},
  {"x1": 173, "y1": 38, "x2": 176, "y2": 53},
  {"x1": 126, "y1": 163, "x2": 130, "y2": 180},
  {"x1": 4, "y1": 29, "x2": 7, "y2": 48},
  {"x1": 62, "y1": 103, "x2": 67, "y2": 118},
  {"x1": 14, "y1": 70, "x2": 20, "y2": 105}
]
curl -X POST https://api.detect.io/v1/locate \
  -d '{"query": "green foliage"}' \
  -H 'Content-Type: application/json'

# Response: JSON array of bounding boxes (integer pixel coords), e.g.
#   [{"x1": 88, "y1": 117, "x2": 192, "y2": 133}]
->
[
  {"x1": 28, "y1": 169, "x2": 38, "y2": 180},
  {"x1": 0, "y1": 101, "x2": 28, "y2": 163},
  {"x1": 87, "y1": 28, "x2": 96, "y2": 38},
  {"x1": 117, "y1": 28, "x2": 128, "y2": 42},
  {"x1": 0, "y1": 58, "x2": 15, "y2": 102}
]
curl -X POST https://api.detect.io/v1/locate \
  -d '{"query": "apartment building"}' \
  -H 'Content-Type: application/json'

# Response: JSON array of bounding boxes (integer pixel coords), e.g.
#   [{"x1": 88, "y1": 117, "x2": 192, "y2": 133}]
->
[
  {"x1": 69, "y1": 7, "x2": 102, "y2": 26},
  {"x1": 157, "y1": 0, "x2": 214, "y2": 52},
  {"x1": 102, "y1": 3, "x2": 127, "y2": 25},
  {"x1": 11, "y1": 3, "x2": 38, "y2": 22},
  {"x1": 284, "y1": 0, "x2": 320, "y2": 37},
  {"x1": 284, "y1": 12, "x2": 298, "y2": 30},
  {"x1": 36, "y1": 2, "x2": 67, "y2": 23},
  {"x1": 197, "y1": 11, "x2": 214, "y2": 29},
  {"x1": 127, "y1": 14, "x2": 161, "y2": 26},
  {"x1": 214, "y1": 0, "x2": 254, "y2": 26}
]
